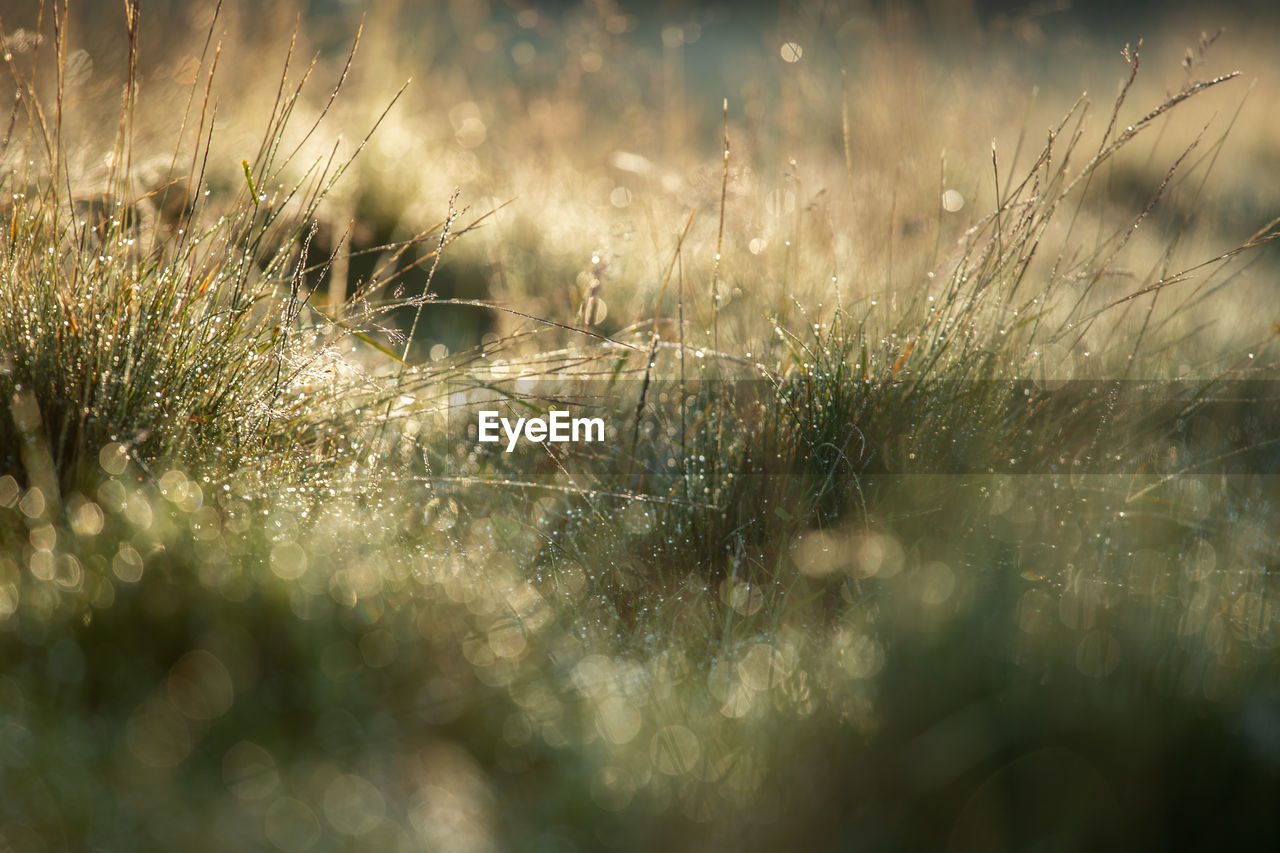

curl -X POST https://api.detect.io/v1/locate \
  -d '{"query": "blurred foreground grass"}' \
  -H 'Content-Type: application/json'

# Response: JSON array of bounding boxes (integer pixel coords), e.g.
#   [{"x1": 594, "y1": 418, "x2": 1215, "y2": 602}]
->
[{"x1": 2, "y1": 1, "x2": 1280, "y2": 850}]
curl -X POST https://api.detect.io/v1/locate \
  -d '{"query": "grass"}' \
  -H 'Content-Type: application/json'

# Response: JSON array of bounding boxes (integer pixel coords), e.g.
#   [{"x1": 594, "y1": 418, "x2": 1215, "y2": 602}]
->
[{"x1": 3, "y1": 1, "x2": 1280, "y2": 850}]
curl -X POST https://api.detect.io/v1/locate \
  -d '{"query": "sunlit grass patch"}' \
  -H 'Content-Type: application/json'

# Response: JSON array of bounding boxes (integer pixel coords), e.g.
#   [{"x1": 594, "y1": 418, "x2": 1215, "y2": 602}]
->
[
  {"x1": 0, "y1": 4, "x2": 456, "y2": 498},
  {"x1": 3, "y1": 1, "x2": 1280, "y2": 850}
]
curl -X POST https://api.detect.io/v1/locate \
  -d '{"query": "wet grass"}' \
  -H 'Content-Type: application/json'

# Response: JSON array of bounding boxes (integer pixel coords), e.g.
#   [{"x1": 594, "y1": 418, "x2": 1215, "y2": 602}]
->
[{"x1": 3, "y1": 2, "x2": 1280, "y2": 850}]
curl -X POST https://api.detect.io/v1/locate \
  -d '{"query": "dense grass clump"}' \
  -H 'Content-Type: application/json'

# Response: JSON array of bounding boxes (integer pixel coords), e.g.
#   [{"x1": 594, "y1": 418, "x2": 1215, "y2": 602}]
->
[{"x1": 0, "y1": 5, "x2": 450, "y2": 498}]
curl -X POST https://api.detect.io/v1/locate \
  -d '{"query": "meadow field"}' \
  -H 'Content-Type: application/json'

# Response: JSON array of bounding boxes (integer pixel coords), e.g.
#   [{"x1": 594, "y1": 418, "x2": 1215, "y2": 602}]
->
[{"x1": 2, "y1": 1, "x2": 1280, "y2": 850}]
